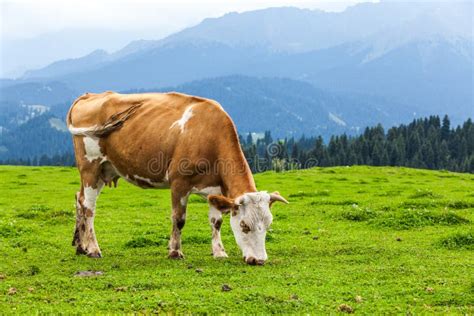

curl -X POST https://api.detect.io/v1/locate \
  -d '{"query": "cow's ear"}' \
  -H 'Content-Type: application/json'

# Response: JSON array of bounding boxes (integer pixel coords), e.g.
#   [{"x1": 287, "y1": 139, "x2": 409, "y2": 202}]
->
[
  {"x1": 269, "y1": 191, "x2": 289, "y2": 207},
  {"x1": 208, "y1": 195, "x2": 237, "y2": 213}
]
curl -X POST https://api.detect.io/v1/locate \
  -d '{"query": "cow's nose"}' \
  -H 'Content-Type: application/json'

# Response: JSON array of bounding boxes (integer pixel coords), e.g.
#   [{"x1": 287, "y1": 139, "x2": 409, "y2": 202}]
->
[
  {"x1": 255, "y1": 259, "x2": 265, "y2": 266},
  {"x1": 245, "y1": 257, "x2": 257, "y2": 265},
  {"x1": 245, "y1": 257, "x2": 265, "y2": 265}
]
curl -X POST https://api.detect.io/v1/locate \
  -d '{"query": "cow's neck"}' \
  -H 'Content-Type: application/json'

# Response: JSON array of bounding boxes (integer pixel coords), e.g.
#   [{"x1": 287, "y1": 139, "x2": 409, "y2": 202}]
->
[{"x1": 220, "y1": 149, "x2": 257, "y2": 199}]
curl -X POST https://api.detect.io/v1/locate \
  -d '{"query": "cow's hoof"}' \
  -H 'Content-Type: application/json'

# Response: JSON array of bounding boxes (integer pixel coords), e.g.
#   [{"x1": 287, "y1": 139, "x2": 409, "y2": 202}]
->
[
  {"x1": 87, "y1": 252, "x2": 102, "y2": 258},
  {"x1": 168, "y1": 250, "x2": 184, "y2": 259},
  {"x1": 75, "y1": 246, "x2": 87, "y2": 255},
  {"x1": 213, "y1": 251, "x2": 228, "y2": 258}
]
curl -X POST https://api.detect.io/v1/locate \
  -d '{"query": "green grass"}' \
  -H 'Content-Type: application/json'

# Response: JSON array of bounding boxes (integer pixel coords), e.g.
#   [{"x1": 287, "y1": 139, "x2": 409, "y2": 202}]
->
[{"x1": 0, "y1": 165, "x2": 473, "y2": 314}]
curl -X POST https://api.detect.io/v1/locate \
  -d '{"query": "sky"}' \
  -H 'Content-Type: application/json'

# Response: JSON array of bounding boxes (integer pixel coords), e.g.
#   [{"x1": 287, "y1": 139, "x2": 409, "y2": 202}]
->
[
  {"x1": 1, "y1": 0, "x2": 377, "y2": 41},
  {"x1": 0, "y1": 0, "x2": 379, "y2": 77}
]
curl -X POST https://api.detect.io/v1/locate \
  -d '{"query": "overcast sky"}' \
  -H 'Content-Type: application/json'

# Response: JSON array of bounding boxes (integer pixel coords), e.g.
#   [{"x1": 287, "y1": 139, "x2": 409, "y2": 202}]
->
[{"x1": 1, "y1": 0, "x2": 377, "y2": 41}]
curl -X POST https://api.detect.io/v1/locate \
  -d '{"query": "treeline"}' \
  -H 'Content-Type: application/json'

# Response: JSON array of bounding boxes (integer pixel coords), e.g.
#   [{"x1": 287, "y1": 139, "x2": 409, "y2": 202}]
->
[
  {"x1": 1, "y1": 153, "x2": 75, "y2": 167},
  {"x1": 2, "y1": 115, "x2": 473, "y2": 173},
  {"x1": 240, "y1": 116, "x2": 474, "y2": 173}
]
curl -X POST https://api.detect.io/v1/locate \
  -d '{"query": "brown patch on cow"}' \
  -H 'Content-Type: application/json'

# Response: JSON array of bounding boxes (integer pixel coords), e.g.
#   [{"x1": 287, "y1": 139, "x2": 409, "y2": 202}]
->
[
  {"x1": 210, "y1": 217, "x2": 216, "y2": 224},
  {"x1": 240, "y1": 220, "x2": 251, "y2": 233},
  {"x1": 76, "y1": 246, "x2": 87, "y2": 255},
  {"x1": 85, "y1": 209, "x2": 94, "y2": 217},
  {"x1": 196, "y1": 160, "x2": 210, "y2": 174},
  {"x1": 177, "y1": 218, "x2": 185, "y2": 230},
  {"x1": 208, "y1": 195, "x2": 235, "y2": 212},
  {"x1": 87, "y1": 102, "x2": 143, "y2": 138},
  {"x1": 80, "y1": 223, "x2": 86, "y2": 232},
  {"x1": 72, "y1": 227, "x2": 80, "y2": 246},
  {"x1": 214, "y1": 218, "x2": 223, "y2": 230}
]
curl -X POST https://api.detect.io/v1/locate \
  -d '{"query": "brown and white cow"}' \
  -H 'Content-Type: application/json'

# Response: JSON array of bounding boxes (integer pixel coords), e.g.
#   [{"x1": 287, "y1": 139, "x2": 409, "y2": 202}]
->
[{"x1": 67, "y1": 91, "x2": 288, "y2": 265}]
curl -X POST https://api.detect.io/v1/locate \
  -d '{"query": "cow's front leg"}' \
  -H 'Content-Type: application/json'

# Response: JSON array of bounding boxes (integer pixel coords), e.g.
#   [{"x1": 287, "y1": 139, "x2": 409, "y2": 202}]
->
[
  {"x1": 168, "y1": 187, "x2": 189, "y2": 259},
  {"x1": 73, "y1": 180, "x2": 104, "y2": 258},
  {"x1": 209, "y1": 206, "x2": 228, "y2": 258}
]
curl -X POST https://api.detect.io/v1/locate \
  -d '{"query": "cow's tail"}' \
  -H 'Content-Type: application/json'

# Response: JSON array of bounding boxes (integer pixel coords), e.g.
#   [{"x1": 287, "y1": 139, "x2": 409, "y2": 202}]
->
[{"x1": 67, "y1": 100, "x2": 143, "y2": 138}]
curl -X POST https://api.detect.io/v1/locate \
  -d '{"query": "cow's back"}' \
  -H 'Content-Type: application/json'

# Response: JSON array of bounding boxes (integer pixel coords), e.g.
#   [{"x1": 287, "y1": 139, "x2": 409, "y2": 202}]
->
[{"x1": 68, "y1": 91, "x2": 239, "y2": 187}]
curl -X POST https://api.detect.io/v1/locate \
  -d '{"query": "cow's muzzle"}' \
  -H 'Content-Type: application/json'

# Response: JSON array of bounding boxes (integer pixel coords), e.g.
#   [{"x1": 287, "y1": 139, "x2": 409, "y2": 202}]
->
[{"x1": 244, "y1": 256, "x2": 265, "y2": 265}]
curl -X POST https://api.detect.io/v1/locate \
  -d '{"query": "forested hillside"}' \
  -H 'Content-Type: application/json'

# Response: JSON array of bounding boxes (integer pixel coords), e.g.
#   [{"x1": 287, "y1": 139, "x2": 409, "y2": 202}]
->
[
  {"x1": 241, "y1": 116, "x2": 474, "y2": 173},
  {"x1": 0, "y1": 76, "x2": 418, "y2": 161},
  {"x1": 2, "y1": 115, "x2": 473, "y2": 174}
]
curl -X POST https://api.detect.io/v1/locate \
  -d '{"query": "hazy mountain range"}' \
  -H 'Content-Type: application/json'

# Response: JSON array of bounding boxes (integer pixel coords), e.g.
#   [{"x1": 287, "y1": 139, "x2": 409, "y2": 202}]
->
[
  {"x1": 0, "y1": 1, "x2": 472, "y2": 160},
  {"x1": 0, "y1": 75, "x2": 416, "y2": 160}
]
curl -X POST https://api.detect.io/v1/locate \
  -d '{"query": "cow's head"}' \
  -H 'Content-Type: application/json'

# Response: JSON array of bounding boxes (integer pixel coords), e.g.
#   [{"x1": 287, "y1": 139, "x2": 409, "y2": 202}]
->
[{"x1": 208, "y1": 191, "x2": 288, "y2": 265}]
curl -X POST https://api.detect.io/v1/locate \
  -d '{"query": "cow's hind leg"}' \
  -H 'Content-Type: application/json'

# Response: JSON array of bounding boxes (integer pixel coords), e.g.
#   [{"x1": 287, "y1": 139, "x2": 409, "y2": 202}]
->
[
  {"x1": 72, "y1": 162, "x2": 104, "y2": 258},
  {"x1": 168, "y1": 184, "x2": 189, "y2": 259},
  {"x1": 209, "y1": 206, "x2": 228, "y2": 258}
]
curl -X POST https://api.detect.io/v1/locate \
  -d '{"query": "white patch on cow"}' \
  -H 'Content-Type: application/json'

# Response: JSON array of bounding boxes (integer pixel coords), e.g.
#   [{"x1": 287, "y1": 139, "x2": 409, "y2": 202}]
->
[
  {"x1": 68, "y1": 125, "x2": 99, "y2": 136},
  {"x1": 134, "y1": 175, "x2": 155, "y2": 186},
  {"x1": 180, "y1": 193, "x2": 190, "y2": 207},
  {"x1": 133, "y1": 175, "x2": 169, "y2": 188},
  {"x1": 191, "y1": 186, "x2": 222, "y2": 196},
  {"x1": 209, "y1": 205, "x2": 227, "y2": 257},
  {"x1": 83, "y1": 137, "x2": 104, "y2": 162},
  {"x1": 170, "y1": 106, "x2": 194, "y2": 132},
  {"x1": 164, "y1": 170, "x2": 169, "y2": 182},
  {"x1": 83, "y1": 186, "x2": 100, "y2": 211},
  {"x1": 230, "y1": 191, "x2": 273, "y2": 262}
]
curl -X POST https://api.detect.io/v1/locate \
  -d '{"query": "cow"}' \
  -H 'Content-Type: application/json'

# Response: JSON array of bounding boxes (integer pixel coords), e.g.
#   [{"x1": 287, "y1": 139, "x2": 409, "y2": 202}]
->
[{"x1": 66, "y1": 91, "x2": 288, "y2": 265}]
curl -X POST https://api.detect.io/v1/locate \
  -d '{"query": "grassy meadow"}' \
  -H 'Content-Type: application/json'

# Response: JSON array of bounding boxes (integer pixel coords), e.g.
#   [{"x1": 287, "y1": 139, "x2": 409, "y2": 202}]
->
[{"x1": 0, "y1": 165, "x2": 473, "y2": 314}]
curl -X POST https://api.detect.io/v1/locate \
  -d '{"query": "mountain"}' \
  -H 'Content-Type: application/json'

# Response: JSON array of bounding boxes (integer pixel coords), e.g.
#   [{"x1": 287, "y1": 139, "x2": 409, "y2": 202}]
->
[
  {"x1": 0, "y1": 81, "x2": 77, "y2": 105},
  {"x1": 0, "y1": 81, "x2": 77, "y2": 130},
  {"x1": 1, "y1": 1, "x2": 472, "y2": 161},
  {"x1": 158, "y1": 2, "x2": 434, "y2": 53},
  {"x1": 22, "y1": 49, "x2": 111, "y2": 79},
  {"x1": 0, "y1": 75, "x2": 417, "y2": 160},
  {"x1": 251, "y1": 36, "x2": 473, "y2": 120},
  {"x1": 1, "y1": 28, "x2": 159, "y2": 78},
  {"x1": 157, "y1": 75, "x2": 416, "y2": 137},
  {"x1": 14, "y1": 2, "x2": 472, "y2": 122},
  {"x1": 0, "y1": 113, "x2": 72, "y2": 161},
  {"x1": 22, "y1": 40, "x2": 159, "y2": 80}
]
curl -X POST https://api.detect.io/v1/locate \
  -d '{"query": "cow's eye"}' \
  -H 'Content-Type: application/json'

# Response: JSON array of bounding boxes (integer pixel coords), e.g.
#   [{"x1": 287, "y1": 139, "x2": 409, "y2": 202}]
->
[{"x1": 240, "y1": 220, "x2": 251, "y2": 233}]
